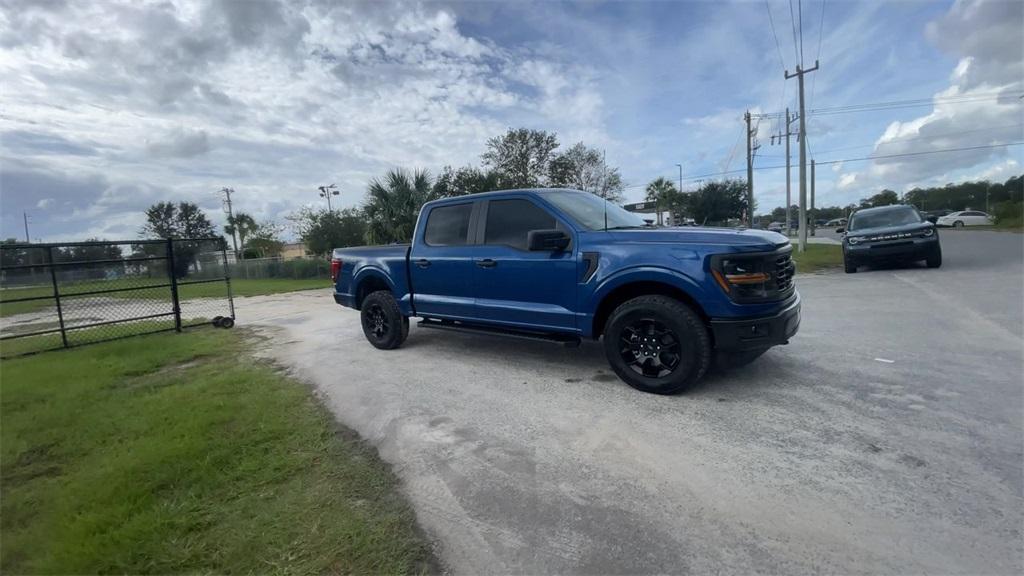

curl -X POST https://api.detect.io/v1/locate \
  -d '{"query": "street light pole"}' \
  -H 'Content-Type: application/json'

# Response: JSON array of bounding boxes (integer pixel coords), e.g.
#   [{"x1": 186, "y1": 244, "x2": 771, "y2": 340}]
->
[{"x1": 318, "y1": 184, "x2": 339, "y2": 211}]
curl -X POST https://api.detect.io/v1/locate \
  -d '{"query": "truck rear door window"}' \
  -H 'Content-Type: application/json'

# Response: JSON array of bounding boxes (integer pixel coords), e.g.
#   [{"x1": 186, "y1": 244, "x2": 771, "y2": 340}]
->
[
  {"x1": 424, "y1": 203, "x2": 472, "y2": 246},
  {"x1": 485, "y1": 199, "x2": 557, "y2": 250}
]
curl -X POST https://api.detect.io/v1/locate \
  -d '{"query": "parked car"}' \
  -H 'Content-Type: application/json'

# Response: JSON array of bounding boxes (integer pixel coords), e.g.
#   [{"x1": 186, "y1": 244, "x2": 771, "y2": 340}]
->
[
  {"x1": 936, "y1": 210, "x2": 994, "y2": 227},
  {"x1": 839, "y1": 204, "x2": 941, "y2": 273},
  {"x1": 331, "y1": 189, "x2": 800, "y2": 395},
  {"x1": 920, "y1": 209, "x2": 953, "y2": 224},
  {"x1": 767, "y1": 221, "x2": 784, "y2": 232},
  {"x1": 825, "y1": 218, "x2": 847, "y2": 228}
]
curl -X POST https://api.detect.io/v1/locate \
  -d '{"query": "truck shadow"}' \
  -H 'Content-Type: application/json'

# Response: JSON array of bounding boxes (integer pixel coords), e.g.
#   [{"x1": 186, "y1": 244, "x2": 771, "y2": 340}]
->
[{"x1": 402, "y1": 325, "x2": 779, "y2": 396}]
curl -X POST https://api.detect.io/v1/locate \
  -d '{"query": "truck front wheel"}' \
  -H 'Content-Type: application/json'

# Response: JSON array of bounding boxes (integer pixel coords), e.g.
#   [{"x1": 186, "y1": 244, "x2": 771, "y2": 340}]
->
[
  {"x1": 602, "y1": 295, "x2": 711, "y2": 394},
  {"x1": 360, "y1": 290, "x2": 409, "y2": 350}
]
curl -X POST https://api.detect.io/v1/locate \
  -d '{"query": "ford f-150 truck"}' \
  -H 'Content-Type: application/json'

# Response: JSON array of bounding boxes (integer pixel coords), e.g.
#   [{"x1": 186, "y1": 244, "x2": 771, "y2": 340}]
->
[{"x1": 332, "y1": 188, "x2": 800, "y2": 394}]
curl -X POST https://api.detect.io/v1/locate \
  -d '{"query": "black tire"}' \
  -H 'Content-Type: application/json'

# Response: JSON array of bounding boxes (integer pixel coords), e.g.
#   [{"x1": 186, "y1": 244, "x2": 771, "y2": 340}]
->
[
  {"x1": 211, "y1": 315, "x2": 224, "y2": 327},
  {"x1": 926, "y1": 245, "x2": 942, "y2": 268},
  {"x1": 360, "y1": 290, "x2": 409, "y2": 350},
  {"x1": 715, "y1": 348, "x2": 768, "y2": 370},
  {"x1": 602, "y1": 295, "x2": 711, "y2": 395},
  {"x1": 219, "y1": 317, "x2": 235, "y2": 329},
  {"x1": 953, "y1": 220, "x2": 964, "y2": 228},
  {"x1": 844, "y1": 254, "x2": 857, "y2": 274}
]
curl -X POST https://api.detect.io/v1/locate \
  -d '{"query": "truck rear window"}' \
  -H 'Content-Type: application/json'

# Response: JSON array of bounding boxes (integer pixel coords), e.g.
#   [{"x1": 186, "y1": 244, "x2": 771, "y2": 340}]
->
[{"x1": 424, "y1": 203, "x2": 472, "y2": 246}]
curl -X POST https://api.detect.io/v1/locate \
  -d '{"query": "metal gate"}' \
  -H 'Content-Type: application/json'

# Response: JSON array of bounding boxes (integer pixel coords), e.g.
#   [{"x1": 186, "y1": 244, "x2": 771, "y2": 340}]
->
[{"x1": 0, "y1": 238, "x2": 235, "y2": 358}]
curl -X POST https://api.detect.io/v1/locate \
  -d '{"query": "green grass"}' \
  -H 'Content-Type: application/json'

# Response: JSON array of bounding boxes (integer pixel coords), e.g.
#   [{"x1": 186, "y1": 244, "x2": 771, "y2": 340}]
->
[
  {"x1": 0, "y1": 329, "x2": 434, "y2": 574},
  {"x1": 0, "y1": 278, "x2": 329, "y2": 318},
  {"x1": 188, "y1": 277, "x2": 329, "y2": 299},
  {"x1": 791, "y1": 244, "x2": 843, "y2": 273}
]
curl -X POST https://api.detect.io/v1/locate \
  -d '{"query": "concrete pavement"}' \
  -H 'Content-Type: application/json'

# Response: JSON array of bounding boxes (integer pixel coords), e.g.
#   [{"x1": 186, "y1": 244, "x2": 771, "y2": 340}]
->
[{"x1": 239, "y1": 229, "x2": 1023, "y2": 574}]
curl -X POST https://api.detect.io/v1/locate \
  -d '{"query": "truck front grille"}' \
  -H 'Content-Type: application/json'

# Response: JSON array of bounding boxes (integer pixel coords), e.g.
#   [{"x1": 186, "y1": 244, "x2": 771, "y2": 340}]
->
[{"x1": 775, "y1": 252, "x2": 795, "y2": 292}]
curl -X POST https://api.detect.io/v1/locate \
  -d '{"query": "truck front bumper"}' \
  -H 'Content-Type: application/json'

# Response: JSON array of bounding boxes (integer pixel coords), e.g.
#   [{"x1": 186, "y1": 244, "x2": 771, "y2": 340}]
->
[{"x1": 709, "y1": 293, "x2": 800, "y2": 352}]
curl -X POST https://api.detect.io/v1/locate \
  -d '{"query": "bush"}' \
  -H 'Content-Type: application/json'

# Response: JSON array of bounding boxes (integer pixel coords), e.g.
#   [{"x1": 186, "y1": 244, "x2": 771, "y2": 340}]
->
[
  {"x1": 229, "y1": 257, "x2": 329, "y2": 280},
  {"x1": 993, "y1": 201, "x2": 1023, "y2": 228}
]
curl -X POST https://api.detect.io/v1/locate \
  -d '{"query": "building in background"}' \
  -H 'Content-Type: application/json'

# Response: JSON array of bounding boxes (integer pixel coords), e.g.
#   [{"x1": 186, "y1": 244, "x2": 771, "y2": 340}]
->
[{"x1": 280, "y1": 242, "x2": 311, "y2": 260}]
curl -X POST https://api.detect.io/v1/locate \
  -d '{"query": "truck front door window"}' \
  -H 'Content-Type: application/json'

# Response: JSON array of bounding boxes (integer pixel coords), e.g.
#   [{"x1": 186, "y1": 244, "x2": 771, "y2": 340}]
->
[{"x1": 485, "y1": 199, "x2": 557, "y2": 250}]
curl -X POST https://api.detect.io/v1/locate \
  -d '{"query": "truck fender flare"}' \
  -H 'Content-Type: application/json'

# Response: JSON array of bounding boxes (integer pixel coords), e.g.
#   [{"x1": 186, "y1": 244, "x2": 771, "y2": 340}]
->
[
  {"x1": 351, "y1": 266, "x2": 395, "y2": 304},
  {"x1": 590, "y1": 266, "x2": 707, "y2": 307},
  {"x1": 586, "y1": 266, "x2": 709, "y2": 337}
]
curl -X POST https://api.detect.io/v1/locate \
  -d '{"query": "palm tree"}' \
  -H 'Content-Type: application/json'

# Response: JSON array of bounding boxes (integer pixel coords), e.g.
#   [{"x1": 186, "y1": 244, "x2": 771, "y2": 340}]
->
[
  {"x1": 645, "y1": 177, "x2": 681, "y2": 226},
  {"x1": 364, "y1": 168, "x2": 433, "y2": 244},
  {"x1": 224, "y1": 212, "x2": 258, "y2": 256}
]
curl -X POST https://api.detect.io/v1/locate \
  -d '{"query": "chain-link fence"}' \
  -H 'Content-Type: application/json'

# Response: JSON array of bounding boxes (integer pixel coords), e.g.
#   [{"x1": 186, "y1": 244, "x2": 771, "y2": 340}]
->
[
  {"x1": 0, "y1": 238, "x2": 234, "y2": 358},
  {"x1": 229, "y1": 256, "x2": 330, "y2": 280}
]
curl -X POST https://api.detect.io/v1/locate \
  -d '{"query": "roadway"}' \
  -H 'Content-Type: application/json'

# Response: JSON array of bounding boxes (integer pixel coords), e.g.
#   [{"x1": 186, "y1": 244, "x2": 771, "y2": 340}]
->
[{"x1": 241, "y1": 228, "x2": 1023, "y2": 574}]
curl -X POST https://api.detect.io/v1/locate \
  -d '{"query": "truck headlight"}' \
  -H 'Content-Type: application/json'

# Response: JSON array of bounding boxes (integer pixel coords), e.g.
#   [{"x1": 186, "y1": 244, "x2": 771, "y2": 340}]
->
[
  {"x1": 847, "y1": 236, "x2": 862, "y2": 245},
  {"x1": 921, "y1": 228, "x2": 935, "y2": 237}
]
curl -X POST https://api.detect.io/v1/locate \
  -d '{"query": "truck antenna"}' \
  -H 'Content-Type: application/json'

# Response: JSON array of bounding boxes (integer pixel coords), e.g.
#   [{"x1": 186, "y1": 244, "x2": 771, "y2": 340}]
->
[{"x1": 603, "y1": 192, "x2": 608, "y2": 231}]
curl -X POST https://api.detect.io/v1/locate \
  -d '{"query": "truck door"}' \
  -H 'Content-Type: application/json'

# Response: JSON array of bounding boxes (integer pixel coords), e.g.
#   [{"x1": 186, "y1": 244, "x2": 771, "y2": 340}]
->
[
  {"x1": 473, "y1": 198, "x2": 577, "y2": 332},
  {"x1": 409, "y1": 201, "x2": 478, "y2": 320}
]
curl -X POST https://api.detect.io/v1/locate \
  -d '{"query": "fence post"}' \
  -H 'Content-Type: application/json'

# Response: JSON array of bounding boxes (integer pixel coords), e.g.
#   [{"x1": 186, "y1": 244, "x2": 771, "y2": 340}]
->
[
  {"x1": 221, "y1": 240, "x2": 235, "y2": 321},
  {"x1": 166, "y1": 238, "x2": 182, "y2": 332},
  {"x1": 47, "y1": 246, "x2": 69, "y2": 349}
]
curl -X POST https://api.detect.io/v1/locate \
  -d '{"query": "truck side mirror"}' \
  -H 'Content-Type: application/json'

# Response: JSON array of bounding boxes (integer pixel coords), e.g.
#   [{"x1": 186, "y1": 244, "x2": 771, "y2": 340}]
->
[{"x1": 527, "y1": 229, "x2": 570, "y2": 251}]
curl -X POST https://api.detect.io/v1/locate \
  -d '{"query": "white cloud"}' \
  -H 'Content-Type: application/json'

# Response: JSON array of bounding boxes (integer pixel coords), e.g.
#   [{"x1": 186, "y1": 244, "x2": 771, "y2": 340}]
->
[{"x1": 836, "y1": 0, "x2": 1023, "y2": 193}]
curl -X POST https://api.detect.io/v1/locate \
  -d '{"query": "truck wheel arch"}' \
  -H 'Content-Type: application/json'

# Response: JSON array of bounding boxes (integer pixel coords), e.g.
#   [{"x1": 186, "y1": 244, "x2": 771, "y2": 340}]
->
[
  {"x1": 353, "y1": 270, "x2": 392, "y2": 310},
  {"x1": 591, "y1": 278, "x2": 709, "y2": 339}
]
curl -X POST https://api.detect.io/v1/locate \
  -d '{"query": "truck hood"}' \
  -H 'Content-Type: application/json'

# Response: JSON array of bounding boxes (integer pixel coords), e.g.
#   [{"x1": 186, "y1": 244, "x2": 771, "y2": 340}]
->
[
  {"x1": 844, "y1": 222, "x2": 932, "y2": 238},
  {"x1": 605, "y1": 227, "x2": 787, "y2": 249}
]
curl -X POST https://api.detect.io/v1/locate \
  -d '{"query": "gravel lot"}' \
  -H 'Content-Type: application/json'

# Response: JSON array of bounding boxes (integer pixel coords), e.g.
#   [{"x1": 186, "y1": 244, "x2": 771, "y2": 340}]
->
[{"x1": 241, "y1": 229, "x2": 1023, "y2": 574}]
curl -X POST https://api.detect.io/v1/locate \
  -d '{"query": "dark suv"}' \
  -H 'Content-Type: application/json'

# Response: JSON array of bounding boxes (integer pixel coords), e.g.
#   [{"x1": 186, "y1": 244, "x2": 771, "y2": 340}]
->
[{"x1": 839, "y1": 205, "x2": 941, "y2": 273}]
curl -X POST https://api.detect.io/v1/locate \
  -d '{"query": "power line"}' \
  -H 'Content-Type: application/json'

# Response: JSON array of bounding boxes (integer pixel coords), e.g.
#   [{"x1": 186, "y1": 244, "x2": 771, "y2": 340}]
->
[
  {"x1": 798, "y1": 0, "x2": 805, "y2": 67},
  {"x1": 663, "y1": 141, "x2": 1023, "y2": 182},
  {"x1": 809, "y1": 0, "x2": 826, "y2": 110},
  {"x1": 764, "y1": 0, "x2": 787, "y2": 72},
  {"x1": 810, "y1": 124, "x2": 1024, "y2": 155},
  {"x1": 787, "y1": 0, "x2": 800, "y2": 66},
  {"x1": 751, "y1": 91, "x2": 1019, "y2": 120}
]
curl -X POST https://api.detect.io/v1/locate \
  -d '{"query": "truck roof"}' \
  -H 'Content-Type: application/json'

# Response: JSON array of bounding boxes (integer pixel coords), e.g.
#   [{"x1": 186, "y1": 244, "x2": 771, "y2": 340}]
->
[{"x1": 424, "y1": 188, "x2": 586, "y2": 207}]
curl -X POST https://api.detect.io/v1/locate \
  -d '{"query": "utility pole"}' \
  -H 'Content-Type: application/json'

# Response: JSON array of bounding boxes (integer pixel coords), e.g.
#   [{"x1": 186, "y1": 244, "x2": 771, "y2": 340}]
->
[
  {"x1": 318, "y1": 184, "x2": 339, "y2": 211},
  {"x1": 744, "y1": 111, "x2": 759, "y2": 227},
  {"x1": 771, "y1": 108, "x2": 798, "y2": 236},
  {"x1": 219, "y1": 187, "x2": 239, "y2": 258},
  {"x1": 810, "y1": 159, "x2": 816, "y2": 236},
  {"x1": 786, "y1": 60, "x2": 819, "y2": 252},
  {"x1": 23, "y1": 211, "x2": 31, "y2": 242}
]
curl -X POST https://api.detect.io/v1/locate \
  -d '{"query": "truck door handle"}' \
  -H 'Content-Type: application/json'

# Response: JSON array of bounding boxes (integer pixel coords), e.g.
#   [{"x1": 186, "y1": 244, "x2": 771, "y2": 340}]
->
[
  {"x1": 476, "y1": 259, "x2": 497, "y2": 268},
  {"x1": 415, "y1": 259, "x2": 431, "y2": 269}
]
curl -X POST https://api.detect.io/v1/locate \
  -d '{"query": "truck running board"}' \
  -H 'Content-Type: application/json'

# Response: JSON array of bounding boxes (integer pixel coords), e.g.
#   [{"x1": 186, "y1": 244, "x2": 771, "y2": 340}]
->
[{"x1": 417, "y1": 318, "x2": 581, "y2": 348}]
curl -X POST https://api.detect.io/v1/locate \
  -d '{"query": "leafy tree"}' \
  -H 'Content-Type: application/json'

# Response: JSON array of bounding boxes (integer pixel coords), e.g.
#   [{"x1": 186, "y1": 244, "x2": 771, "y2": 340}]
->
[
  {"x1": 141, "y1": 201, "x2": 215, "y2": 239},
  {"x1": 548, "y1": 142, "x2": 625, "y2": 202},
  {"x1": 245, "y1": 220, "x2": 286, "y2": 258},
  {"x1": 433, "y1": 165, "x2": 501, "y2": 198},
  {"x1": 224, "y1": 212, "x2": 258, "y2": 254},
  {"x1": 902, "y1": 174, "x2": 1022, "y2": 211},
  {"x1": 859, "y1": 189, "x2": 899, "y2": 208},
  {"x1": 288, "y1": 207, "x2": 368, "y2": 256},
  {"x1": 364, "y1": 169, "x2": 434, "y2": 244},
  {"x1": 685, "y1": 180, "x2": 750, "y2": 225},
  {"x1": 482, "y1": 128, "x2": 559, "y2": 188}
]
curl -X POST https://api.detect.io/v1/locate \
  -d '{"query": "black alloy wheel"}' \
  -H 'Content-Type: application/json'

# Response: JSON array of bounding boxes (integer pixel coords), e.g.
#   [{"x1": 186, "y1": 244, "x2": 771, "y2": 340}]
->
[
  {"x1": 360, "y1": 290, "x2": 409, "y2": 349},
  {"x1": 619, "y1": 318, "x2": 682, "y2": 378}
]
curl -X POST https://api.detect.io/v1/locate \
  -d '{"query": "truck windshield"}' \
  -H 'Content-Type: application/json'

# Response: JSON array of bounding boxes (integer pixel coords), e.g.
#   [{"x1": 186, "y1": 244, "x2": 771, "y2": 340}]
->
[
  {"x1": 848, "y1": 206, "x2": 922, "y2": 231},
  {"x1": 542, "y1": 190, "x2": 649, "y2": 231}
]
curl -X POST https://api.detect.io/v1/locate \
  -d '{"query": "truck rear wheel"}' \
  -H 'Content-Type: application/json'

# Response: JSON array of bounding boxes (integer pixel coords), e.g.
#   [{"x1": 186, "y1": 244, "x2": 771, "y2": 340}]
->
[
  {"x1": 602, "y1": 295, "x2": 711, "y2": 395},
  {"x1": 360, "y1": 290, "x2": 409, "y2": 350}
]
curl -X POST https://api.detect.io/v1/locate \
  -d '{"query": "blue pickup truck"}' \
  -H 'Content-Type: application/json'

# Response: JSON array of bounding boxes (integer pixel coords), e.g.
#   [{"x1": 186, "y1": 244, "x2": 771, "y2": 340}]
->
[{"x1": 331, "y1": 188, "x2": 800, "y2": 394}]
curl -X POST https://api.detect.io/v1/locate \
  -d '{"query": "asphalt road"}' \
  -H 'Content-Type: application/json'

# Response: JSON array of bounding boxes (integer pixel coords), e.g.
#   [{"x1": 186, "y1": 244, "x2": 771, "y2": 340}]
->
[{"x1": 241, "y1": 229, "x2": 1023, "y2": 575}]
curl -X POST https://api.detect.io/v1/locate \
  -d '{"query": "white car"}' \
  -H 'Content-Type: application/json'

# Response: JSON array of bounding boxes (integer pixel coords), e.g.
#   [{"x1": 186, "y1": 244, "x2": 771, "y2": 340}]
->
[{"x1": 936, "y1": 210, "x2": 994, "y2": 227}]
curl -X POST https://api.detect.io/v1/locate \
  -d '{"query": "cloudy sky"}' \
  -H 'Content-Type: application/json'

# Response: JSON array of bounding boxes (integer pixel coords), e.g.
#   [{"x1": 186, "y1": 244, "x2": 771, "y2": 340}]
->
[{"x1": 1, "y1": 0, "x2": 1021, "y2": 242}]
